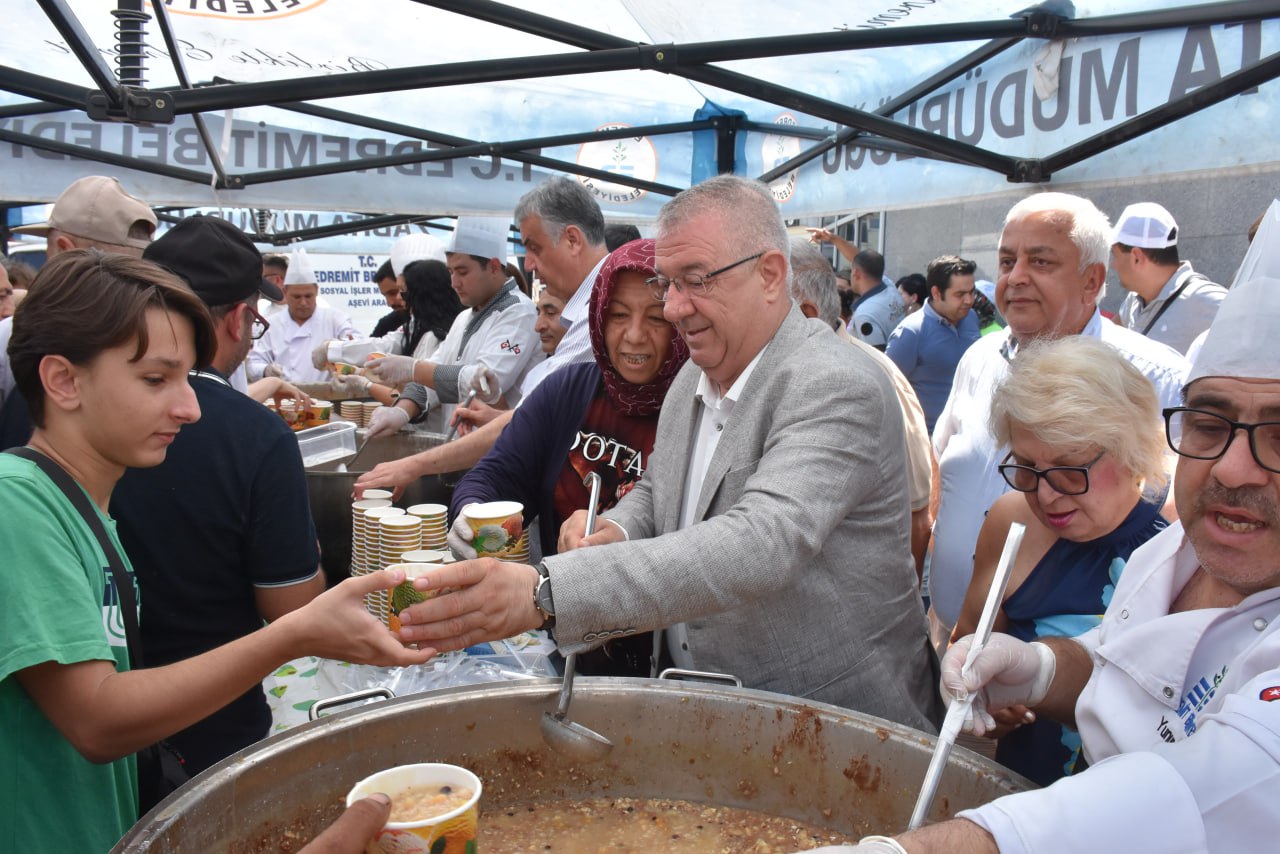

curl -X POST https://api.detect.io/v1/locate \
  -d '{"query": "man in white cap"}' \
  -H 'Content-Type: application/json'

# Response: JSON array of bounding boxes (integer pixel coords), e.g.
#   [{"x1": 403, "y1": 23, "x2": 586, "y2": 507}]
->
[
  {"x1": 246, "y1": 246, "x2": 359, "y2": 383},
  {"x1": 1112, "y1": 201, "x2": 1227, "y2": 356},
  {"x1": 811, "y1": 275, "x2": 1280, "y2": 853},
  {"x1": 363, "y1": 217, "x2": 538, "y2": 436}
]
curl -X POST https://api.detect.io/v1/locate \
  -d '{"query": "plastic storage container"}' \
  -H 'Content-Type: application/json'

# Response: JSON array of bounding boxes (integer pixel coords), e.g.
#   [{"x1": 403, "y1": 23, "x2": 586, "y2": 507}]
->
[{"x1": 296, "y1": 421, "x2": 357, "y2": 468}]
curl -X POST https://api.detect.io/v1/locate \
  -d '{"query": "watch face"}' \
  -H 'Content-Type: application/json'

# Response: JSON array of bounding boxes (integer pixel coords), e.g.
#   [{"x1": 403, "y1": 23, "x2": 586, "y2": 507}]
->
[{"x1": 536, "y1": 576, "x2": 554, "y2": 617}]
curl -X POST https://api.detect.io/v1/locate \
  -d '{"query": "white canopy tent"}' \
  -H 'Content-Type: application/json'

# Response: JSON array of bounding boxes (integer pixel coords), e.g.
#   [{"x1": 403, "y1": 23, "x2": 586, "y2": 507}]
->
[{"x1": 2, "y1": 0, "x2": 1278, "y2": 245}]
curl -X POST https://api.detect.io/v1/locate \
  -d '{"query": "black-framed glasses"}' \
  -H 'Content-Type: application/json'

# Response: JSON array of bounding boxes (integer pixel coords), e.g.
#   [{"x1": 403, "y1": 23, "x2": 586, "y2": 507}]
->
[
  {"x1": 645, "y1": 251, "x2": 764, "y2": 301},
  {"x1": 1164, "y1": 407, "x2": 1280, "y2": 473},
  {"x1": 247, "y1": 304, "x2": 270, "y2": 340},
  {"x1": 998, "y1": 449, "x2": 1106, "y2": 496}
]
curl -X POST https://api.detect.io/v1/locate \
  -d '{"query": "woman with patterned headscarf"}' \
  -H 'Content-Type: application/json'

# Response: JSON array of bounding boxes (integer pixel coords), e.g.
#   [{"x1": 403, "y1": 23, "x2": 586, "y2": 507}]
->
[{"x1": 449, "y1": 239, "x2": 689, "y2": 675}]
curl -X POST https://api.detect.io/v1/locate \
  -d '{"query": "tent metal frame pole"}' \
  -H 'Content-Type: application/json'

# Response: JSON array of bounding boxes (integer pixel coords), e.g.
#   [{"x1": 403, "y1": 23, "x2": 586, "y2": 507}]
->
[
  {"x1": 241, "y1": 106, "x2": 696, "y2": 194},
  {"x1": 0, "y1": 127, "x2": 211, "y2": 184},
  {"x1": 35, "y1": 0, "x2": 121, "y2": 104},
  {"x1": 606, "y1": 0, "x2": 1280, "y2": 63},
  {"x1": 757, "y1": 36, "x2": 1021, "y2": 183},
  {"x1": 1039, "y1": 50, "x2": 1280, "y2": 178},
  {"x1": 148, "y1": 0, "x2": 230, "y2": 187},
  {"x1": 0, "y1": 66, "x2": 88, "y2": 108},
  {"x1": 416, "y1": 0, "x2": 1018, "y2": 174}
]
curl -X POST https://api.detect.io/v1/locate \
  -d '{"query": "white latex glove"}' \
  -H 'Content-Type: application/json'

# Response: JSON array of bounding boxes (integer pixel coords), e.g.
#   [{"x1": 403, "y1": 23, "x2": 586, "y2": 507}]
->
[
  {"x1": 365, "y1": 405, "x2": 411, "y2": 439},
  {"x1": 312, "y1": 340, "x2": 335, "y2": 370},
  {"x1": 941, "y1": 633, "x2": 1057, "y2": 736},
  {"x1": 328, "y1": 374, "x2": 372, "y2": 399},
  {"x1": 447, "y1": 506, "x2": 478, "y2": 561},
  {"x1": 364, "y1": 353, "x2": 417, "y2": 388},
  {"x1": 808, "y1": 837, "x2": 907, "y2": 854},
  {"x1": 466, "y1": 365, "x2": 502, "y2": 405},
  {"x1": 262, "y1": 362, "x2": 286, "y2": 379}
]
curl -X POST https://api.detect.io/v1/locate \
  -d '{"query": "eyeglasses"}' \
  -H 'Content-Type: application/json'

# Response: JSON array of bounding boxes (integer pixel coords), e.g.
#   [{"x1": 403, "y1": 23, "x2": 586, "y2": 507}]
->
[
  {"x1": 645, "y1": 252, "x2": 764, "y2": 301},
  {"x1": 1164, "y1": 407, "x2": 1280, "y2": 473},
  {"x1": 998, "y1": 449, "x2": 1106, "y2": 496},
  {"x1": 247, "y1": 304, "x2": 270, "y2": 340}
]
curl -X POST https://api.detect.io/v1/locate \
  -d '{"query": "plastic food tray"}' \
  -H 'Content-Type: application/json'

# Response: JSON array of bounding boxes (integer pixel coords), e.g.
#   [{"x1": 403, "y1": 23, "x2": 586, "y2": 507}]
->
[{"x1": 296, "y1": 421, "x2": 357, "y2": 468}]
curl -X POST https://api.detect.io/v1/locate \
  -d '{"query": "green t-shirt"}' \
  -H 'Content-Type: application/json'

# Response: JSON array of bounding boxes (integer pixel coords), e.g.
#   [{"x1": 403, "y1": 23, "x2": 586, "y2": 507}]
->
[{"x1": 0, "y1": 454, "x2": 139, "y2": 852}]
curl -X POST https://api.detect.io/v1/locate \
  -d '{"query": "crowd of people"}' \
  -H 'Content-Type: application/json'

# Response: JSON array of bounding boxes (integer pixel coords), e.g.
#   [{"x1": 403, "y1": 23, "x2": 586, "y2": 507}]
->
[{"x1": 0, "y1": 168, "x2": 1273, "y2": 854}]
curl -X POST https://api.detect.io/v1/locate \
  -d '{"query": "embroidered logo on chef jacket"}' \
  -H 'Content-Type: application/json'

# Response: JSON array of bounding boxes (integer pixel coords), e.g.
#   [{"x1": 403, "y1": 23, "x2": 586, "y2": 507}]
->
[
  {"x1": 1261, "y1": 686, "x2": 1280, "y2": 702},
  {"x1": 499, "y1": 339, "x2": 522, "y2": 354},
  {"x1": 1162, "y1": 664, "x2": 1229, "y2": 740}
]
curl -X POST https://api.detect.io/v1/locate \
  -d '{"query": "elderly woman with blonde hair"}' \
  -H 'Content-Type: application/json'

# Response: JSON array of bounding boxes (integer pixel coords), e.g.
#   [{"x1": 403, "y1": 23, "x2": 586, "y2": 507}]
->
[{"x1": 953, "y1": 335, "x2": 1173, "y2": 787}]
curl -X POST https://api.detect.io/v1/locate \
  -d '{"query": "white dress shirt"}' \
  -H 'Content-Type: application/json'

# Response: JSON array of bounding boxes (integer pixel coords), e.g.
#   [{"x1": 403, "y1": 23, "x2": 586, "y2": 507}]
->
[
  {"x1": 668, "y1": 346, "x2": 768, "y2": 667},
  {"x1": 929, "y1": 310, "x2": 1189, "y2": 630}
]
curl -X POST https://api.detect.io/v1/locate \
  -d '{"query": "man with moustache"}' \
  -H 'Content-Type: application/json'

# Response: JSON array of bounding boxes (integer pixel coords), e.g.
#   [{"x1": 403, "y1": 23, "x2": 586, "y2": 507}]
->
[
  {"x1": 813, "y1": 274, "x2": 1280, "y2": 853},
  {"x1": 929, "y1": 193, "x2": 1189, "y2": 644},
  {"x1": 389, "y1": 175, "x2": 942, "y2": 730}
]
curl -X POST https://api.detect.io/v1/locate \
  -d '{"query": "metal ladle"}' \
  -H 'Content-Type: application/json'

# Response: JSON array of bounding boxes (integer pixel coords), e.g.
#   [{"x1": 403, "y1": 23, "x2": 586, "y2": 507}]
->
[{"x1": 540, "y1": 472, "x2": 615, "y2": 761}]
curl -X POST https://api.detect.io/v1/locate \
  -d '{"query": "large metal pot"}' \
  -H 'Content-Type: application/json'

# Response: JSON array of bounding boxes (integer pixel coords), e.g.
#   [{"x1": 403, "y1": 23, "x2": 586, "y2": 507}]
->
[
  {"x1": 305, "y1": 429, "x2": 461, "y2": 586},
  {"x1": 116, "y1": 679, "x2": 1033, "y2": 851}
]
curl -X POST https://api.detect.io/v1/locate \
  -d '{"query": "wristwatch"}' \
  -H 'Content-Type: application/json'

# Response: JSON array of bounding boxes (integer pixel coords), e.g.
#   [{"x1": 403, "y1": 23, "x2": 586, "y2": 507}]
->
[{"x1": 533, "y1": 562, "x2": 555, "y2": 630}]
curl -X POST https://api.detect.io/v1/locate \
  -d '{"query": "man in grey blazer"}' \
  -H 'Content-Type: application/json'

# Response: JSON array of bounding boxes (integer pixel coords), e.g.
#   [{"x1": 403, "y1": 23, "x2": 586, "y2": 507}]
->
[{"x1": 399, "y1": 175, "x2": 942, "y2": 732}]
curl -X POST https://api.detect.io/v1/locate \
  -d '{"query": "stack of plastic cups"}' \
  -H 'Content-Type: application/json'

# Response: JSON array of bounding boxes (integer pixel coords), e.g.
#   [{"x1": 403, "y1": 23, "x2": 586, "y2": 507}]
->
[
  {"x1": 350, "y1": 498, "x2": 393, "y2": 576},
  {"x1": 377, "y1": 515, "x2": 423, "y2": 625},
  {"x1": 407, "y1": 504, "x2": 449, "y2": 551},
  {"x1": 361, "y1": 401, "x2": 380, "y2": 428},
  {"x1": 360, "y1": 506, "x2": 406, "y2": 619},
  {"x1": 338, "y1": 400, "x2": 363, "y2": 424}
]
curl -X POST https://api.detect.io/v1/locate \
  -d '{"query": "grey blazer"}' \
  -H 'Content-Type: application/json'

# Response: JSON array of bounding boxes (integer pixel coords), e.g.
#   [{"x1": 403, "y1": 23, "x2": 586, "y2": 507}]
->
[{"x1": 545, "y1": 306, "x2": 942, "y2": 732}]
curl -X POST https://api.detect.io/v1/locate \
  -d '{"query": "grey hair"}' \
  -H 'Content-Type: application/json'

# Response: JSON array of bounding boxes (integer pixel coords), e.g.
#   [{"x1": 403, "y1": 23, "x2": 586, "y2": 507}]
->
[
  {"x1": 1005, "y1": 192, "x2": 1112, "y2": 273},
  {"x1": 513, "y1": 176, "x2": 606, "y2": 247},
  {"x1": 656, "y1": 175, "x2": 790, "y2": 281},
  {"x1": 990, "y1": 335, "x2": 1169, "y2": 497},
  {"x1": 789, "y1": 238, "x2": 841, "y2": 329}
]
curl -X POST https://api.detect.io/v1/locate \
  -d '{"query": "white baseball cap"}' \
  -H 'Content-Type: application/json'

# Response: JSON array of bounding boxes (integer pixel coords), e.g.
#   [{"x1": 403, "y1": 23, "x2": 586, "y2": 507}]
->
[{"x1": 1112, "y1": 202, "x2": 1178, "y2": 249}]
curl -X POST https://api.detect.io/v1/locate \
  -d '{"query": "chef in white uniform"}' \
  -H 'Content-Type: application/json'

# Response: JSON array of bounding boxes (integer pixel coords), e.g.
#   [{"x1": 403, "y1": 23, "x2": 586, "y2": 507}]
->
[
  {"x1": 363, "y1": 217, "x2": 539, "y2": 437},
  {"x1": 816, "y1": 276, "x2": 1280, "y2": 853},
  {"x1": 246, "y1": 247, "x2": 359, "y2": 384}
]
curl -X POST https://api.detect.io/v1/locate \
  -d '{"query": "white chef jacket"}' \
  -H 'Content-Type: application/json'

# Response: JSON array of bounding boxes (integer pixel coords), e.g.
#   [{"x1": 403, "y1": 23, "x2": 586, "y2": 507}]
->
[
  {"x1": 929, "y1": 310, "x2": 1189, "y2": 630},
  {"x1": 400, "y1": 281, "x2": 538, "y2": 432},
  {"x1": 960, "y1": 522, "x2": 1280, "y2": 853},
  {"x1": 245, "y1": 305, "x2": 360, "y2": 383}
]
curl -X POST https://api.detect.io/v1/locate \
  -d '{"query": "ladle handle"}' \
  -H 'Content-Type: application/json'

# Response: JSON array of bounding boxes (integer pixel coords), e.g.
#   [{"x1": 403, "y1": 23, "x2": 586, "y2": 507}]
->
[
  {"x1": 907, "y1": 521, "x2": 1026, "y2": 831},
  {"x1": 555, "y1": 653, "x2": 579, "y2": 719},
  {"x1": 582, "y1": 472, "x2": 602, "y2": 538}
]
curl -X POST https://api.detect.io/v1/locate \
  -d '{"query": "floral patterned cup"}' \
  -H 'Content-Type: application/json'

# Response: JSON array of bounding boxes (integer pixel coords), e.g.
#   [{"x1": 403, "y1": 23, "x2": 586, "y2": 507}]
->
[{"x1": 461, "y1": 501, "x2": 523, "y2": 558}]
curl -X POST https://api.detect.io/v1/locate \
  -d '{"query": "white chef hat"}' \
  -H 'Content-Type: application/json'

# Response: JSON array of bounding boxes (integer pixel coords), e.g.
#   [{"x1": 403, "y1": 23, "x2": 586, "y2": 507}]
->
[
  {"x1": 447, "y1": 216, "x2": 510, "y2": 262},
  {"x1": 283, "y1": 246, "x2": 316, "y2": 286},
  {"x1": 1186, "y1": 275, "x2": 1280, "y2": 386},
  {"x1": 390, "y1": 233, "x2": 446, "y2": 277},
  {"x1": 1229, "y1": 199, "x2": 1280, "y2": 288}
]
